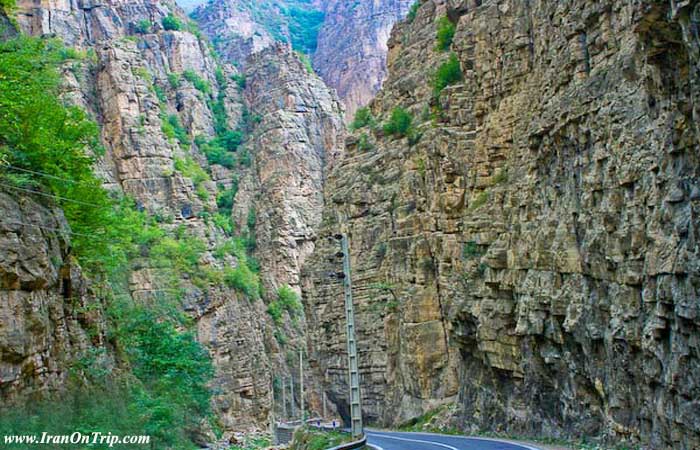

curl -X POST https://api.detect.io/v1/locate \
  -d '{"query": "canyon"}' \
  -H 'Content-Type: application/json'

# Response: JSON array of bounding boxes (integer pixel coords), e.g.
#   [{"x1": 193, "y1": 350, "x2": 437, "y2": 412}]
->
[{"x1": 1, "y1": 0, "x2": 699, "y2": 449}]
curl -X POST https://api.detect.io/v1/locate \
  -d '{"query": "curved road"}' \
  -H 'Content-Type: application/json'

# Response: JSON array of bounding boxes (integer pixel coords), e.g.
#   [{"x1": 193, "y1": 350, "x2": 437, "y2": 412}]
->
[{"x1": 366, "y1": 430, "x2": 542, "y2": 450}]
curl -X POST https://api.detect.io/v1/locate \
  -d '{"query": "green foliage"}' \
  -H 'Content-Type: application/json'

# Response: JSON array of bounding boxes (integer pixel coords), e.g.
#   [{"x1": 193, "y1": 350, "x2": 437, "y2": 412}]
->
[
  {"x1": 469, "y1": 191, "x2": 489, "y2": 211},
  {"x1": 183, "y1": 69, "x2": 212, "y2": 95},
  {"x1": 357, "y1": 133, "x2": 373, "y2": 152},
  {"x1": 161, "y1": 13, "x2": 183, "y2": 31},
  {"x1": 267, "y1": 285, "x2": 302, "y2": 325},
  {"x1": 296, "y1": 50, "x2": 314, "y2": 74},
  {"x1": 224, "y1": 262, "x2": 260, "y2": 299},
  {"x1": 432, "y1": 52, "x2": 462, "y2": 96},
  {"x1": 435, "y1": 16, "x2": 456, "y2": 51},
  {"x1": 132, "y1": 66, "x2": 153, "y2": 84},
  {"x1": 134, "y1": 19, "x2": 151, "y2": 34},
  {"x1": 406, "y1": 1, "x2": 421, "y2": 23},
  {"x1": 175, "y1": 157, "x2": 210, "y2": 189},
  {"x1": 161, "y1": 113, "x2": 190, "y2": 146},
  {"x1": 231, "y1": 73, "x2": 247, "y2": 90},
  {"x1": 58, "y1": 46, "x2": 87, "y2": 61},
  {"x1": 116, "y1": 303, "x2": 213, "y2": 444},
  {"x1": 350, "y1": 107, "x2": 376, "y2": 131},
  {"x1": 153, "y1": 84, "x2": 167, "y2": 103},
  {"x1": 167, "y1": 72, "x2": 181, "y2": 89},
  {"x1": 383, "y1": 107, "x2": 414, "y2": 138},
  {"x1": 290, "y1": 427, "x2": 352, "y2": 450},
  {"x1": 0, "y1": 0, "x2": 15, "y2": 14},
  {"x1": 462, "y1": 241, "x2": 482, "y2": 259},
  {"x1": 216, "y1": 183, "x2": 238, "y2": 216},
  {"x1": 286, "y1": 5, "x2": 325, "y2": 54},
  {"x1": 0, "y1": 35, "x2": 213, "y2": 448}
]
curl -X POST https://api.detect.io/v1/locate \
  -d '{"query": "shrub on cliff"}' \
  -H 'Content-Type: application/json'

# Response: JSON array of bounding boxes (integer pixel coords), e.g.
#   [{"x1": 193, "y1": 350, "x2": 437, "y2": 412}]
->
[
  {"x1": 383, "y1": 107, "x2": 414, "y2": 138},
  {"x1": 161, "y1": 13, "x2": 182, "y2": 31},
  {"x1": 435, "y1": 16, "x2": 455, "y2": 51},
  {"x1": 350, "y1": 107, "x2": 376, "y2": 131},
  {"x1": 432, "y1": 52, "x2": 462, "y2": 96},
  {"x1": 407, "y1": 1, "x2": 421, "y2": 23},
  {"x1": 0, "y1": 35, "x2": 214, "y2": 448}
]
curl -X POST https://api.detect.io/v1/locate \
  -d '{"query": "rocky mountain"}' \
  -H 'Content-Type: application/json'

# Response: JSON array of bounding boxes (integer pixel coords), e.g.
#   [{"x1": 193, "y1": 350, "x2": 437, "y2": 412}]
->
[
  {"x1": 3, "y1": 0, "x2": 344, "y2": 435},
  {"x1": 193, "y1": 0, "x2": 411, "y2": 120},
  {"x1": 192, "y1": 0, "x2": 324, "y2": 67},
  {"x1": 0, "y1": 192, "x2": 108, "y2": 402},
  {"x1": 312, "y1": 0, "x2": 413, "y2": 119},
  {"x1": 302, "y1": 0, "x2": 700, "y2": 448}
]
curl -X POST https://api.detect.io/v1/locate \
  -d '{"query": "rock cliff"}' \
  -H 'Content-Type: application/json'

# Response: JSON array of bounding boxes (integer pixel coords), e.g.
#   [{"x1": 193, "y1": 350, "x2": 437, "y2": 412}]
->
[
  {"x1": 9, "y1": 0, "x2": 275, "y2": 430},
  {"x1": 193, "y1": 0, "x2": 412, "y2": 120},
  {"x1": 5, "y1": 0, "x2": 347, "y2": 432},
  {"x1": 312, "y1": 0, "x2": 412, "y2": 119},
  {"x1": 0, "y1": 192, "x2": 107, "y2": 402},
  {"x1": 302, "y1": 0, "x2": 700, "y2": 448}
]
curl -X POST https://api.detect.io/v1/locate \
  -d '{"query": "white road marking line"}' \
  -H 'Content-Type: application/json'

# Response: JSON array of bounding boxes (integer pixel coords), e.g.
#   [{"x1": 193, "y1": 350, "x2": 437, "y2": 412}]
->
[
  {"x1": 367, "y1": 433, "x2": 459, "y2": 450},
  {"x1": 380, "y1": 431, "x2": 544, "y2": 450},
  {"x1": 366, "y1": 444, "x2": 385, "y2": 450}
]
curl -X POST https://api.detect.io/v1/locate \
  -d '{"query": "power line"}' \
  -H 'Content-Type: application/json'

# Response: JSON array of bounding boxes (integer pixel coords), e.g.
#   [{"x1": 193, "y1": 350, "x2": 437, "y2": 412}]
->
[
  {"x1": 0, "y1": 182, "x2": 103, "y2": 208},
  {"x1": 1, "y1": 164, "x2": 84, "y2": 184},
  {"x1": 4, "y1": 220, "x2": 102, "y2": 239}
]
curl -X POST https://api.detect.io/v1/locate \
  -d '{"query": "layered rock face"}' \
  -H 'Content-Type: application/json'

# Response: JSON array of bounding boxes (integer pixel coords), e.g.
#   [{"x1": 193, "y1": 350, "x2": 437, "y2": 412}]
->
[
  {"x1": 194, "y1": 0, "x2": 412, "y2": 120},
  {"x1": 235, "y1": 43, "x2": 344, "y2": 294},
  {"x1": 312, "y1": 0, "x2": 412, "y2": 119},
  {"x1": 10, "y1": 0, "x2": 275, "y2": 430},
  {"x1": 0, "y1": 192, "x2": 107, "y2": 401},
  {"x1": 303, "y1": 0, "x2": 700, "y2": 448},
  {"x1": 231, "y1": 44, "x2": 345, "y2": 413}
]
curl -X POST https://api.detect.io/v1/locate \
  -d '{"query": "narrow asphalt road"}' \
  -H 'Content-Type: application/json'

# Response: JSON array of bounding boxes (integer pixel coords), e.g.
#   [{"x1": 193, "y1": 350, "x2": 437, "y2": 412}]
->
[{"x1": 366, "y1": 430, "x2": 542, "y2": 450}]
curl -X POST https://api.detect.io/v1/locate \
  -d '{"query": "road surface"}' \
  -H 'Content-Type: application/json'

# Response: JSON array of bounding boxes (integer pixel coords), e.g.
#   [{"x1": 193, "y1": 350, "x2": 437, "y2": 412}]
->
[{"x1": 366, "y1": 430, "x2": 542, "y2": 450}]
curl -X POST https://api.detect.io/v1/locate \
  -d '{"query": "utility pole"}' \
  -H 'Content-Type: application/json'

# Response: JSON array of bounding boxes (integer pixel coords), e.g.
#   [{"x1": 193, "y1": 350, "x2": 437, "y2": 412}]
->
[
  {"x1": 282, "y1": 376, "x2": 287, "y2": 420},
  {"x1": 289, "y1": 377, "x2": 295, "y2": 420},
  {"x1": 322, "y1": 392, "x2": 327, "y2": 419},
  {"x1": 299, "y1": 349, "x2": 305, "y2": 422},
  {"x1": 270, "y1": 377, "x2": 277, "y2": 445},
  {"x1": 340, "y1": 233, "x2": 363, "y2": 437}
]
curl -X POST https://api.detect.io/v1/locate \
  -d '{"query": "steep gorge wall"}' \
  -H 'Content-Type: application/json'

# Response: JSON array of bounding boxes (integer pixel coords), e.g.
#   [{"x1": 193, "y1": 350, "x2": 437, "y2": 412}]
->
[
  {"x1": 9, "y1": 0, "x2": 274, "y2": 430},
  {"x1": 312, "y1": 0, "x2": 412, "y2": 119},
  {"x1": 303, "y1": 0, "x2": 700, "y2": 448},
  {"x1": 5, "y1": 0, "x2": 347, "y2": 431},
  {"x1": 0, "y1": 192, "x2": 107, "y2": 402}
]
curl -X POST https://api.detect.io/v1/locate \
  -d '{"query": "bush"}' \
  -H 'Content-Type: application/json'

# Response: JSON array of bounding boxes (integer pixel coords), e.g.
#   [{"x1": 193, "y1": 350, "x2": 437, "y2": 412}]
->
[
  {"x1": 161, "y1": 113, "x2": 190, "y2": 146},
  {"x1": 435, "y1": 16, "x2": 455, "y2": 51},
  {"x1": 161, "y1": 14, "x2": 182, "y2": 31},
  {"x1": 383, "y1": 107, "x2": 413, "y2": 138},
  {"x1": 432, "y1": 52, "x2": 462, "y2": 96},
  {"x1": 134, "y1": 19, "x2": 151, "y2": 34},
  {"x1": 407, "y1": 1, "x2": 420, "y2": 23},
  {"x1": 174, "y1": 157, "x2": 210, "y2": 187},
  {"x1": 267, "y1": 285, "x2": 302, "y2": 325},
  {"x1": 231, "y1": 73, "x2": 246, "y2": 90},
  {"x1": 350, "y1": 107, "x2": 375, "y2": 131},
  {"x1": 183, "y1": 69, "x2": 211, "y2": 95},
  {"x1": 167, "y1": 72, "x2": 180, "y2": 89},
  {"x1": 224, "y1": 263, "x2": 260, "y2": 299}
]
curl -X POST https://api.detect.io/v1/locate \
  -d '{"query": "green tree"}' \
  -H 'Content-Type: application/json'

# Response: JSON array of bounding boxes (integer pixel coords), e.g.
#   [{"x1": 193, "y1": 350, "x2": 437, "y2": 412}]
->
[
  {"x1": 433, "y1": 52, "x2": 462, "y2": 96},
  {"x1": 161, "y1": 14, "x2": 183, "y2": 31},
  {"x1": 383, "y1": 107, "x2": 414, "y2": 138},
  {"x1": 435, "y1": 16, "x2": 455, "y2": 51}
]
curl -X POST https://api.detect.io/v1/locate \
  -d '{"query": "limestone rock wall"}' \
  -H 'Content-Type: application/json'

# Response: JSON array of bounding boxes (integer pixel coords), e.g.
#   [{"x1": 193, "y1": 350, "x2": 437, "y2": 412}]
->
[
  {"x1": 0, "y1": 192, "x2": 107, "y2": 401},
  {"x1": 10, "y1": 0, "x2": 274, "y2": 430},
  {"x1": 312, "y1": 0, "x2": 413, "y2": 120},
  {"x1": 230, "y1": 43, "x2": 345, "y2": 415},
  {"x1": 302, "y1": 0, "x2": 700, "y2": 448}
]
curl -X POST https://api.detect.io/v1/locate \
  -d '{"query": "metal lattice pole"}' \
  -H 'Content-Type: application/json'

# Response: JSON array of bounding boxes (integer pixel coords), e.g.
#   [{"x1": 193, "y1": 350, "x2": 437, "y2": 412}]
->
[
  {"x1": 341, "y1": 234, "x2": 363, "y2": 437},
  {"x1": 300, "y1": 349, "x2": 305, "y2": 422}
]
